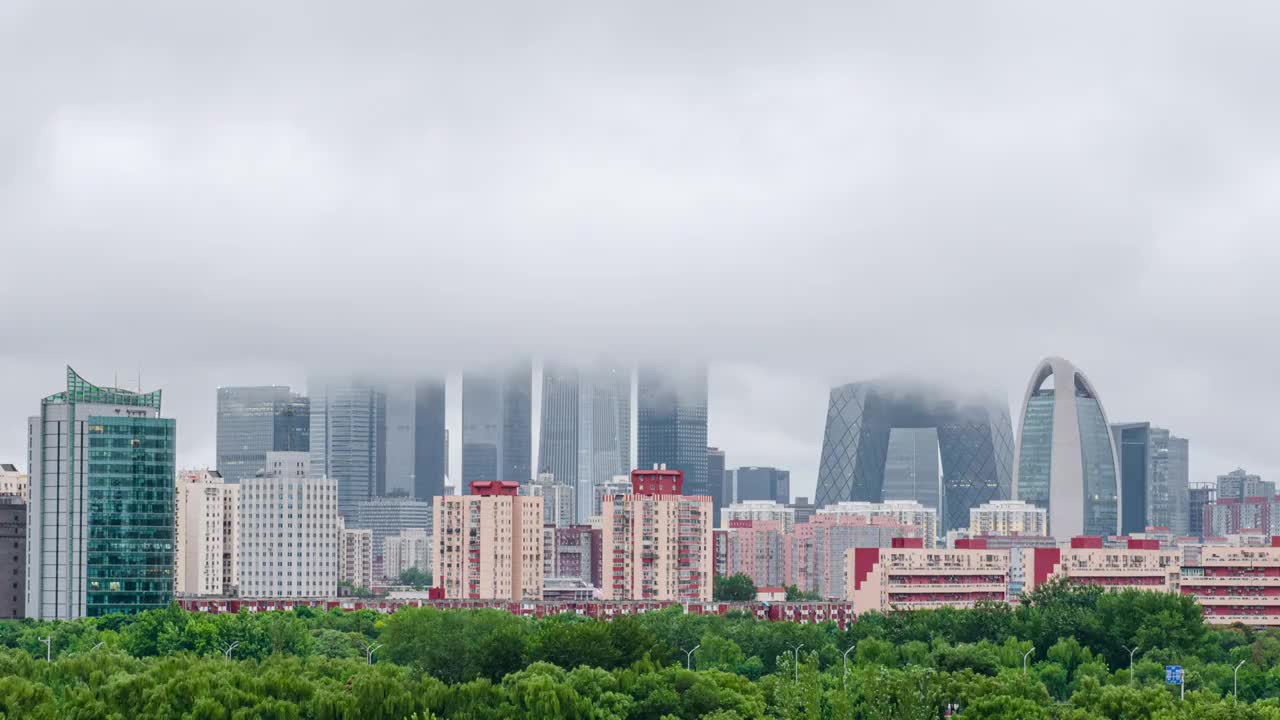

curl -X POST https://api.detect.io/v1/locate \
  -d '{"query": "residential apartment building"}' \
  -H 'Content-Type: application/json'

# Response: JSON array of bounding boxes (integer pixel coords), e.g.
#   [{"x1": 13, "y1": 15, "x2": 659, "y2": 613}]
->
[
  {"x1": 238, "y1": 452, "x2": 339, "y2": 598},
  {"x1": 724, "y1": 519, "x2": 787, "y2": 588},
  {"x1": 600, "y1": 467, "x2": 713, "y2": 602},
  {"x1": 544, "y1": 524, "x2": 600, "y2": 589},
  {"x1": 349, "y1": 495, "x2": 434, "y2": 567},
  {"x1": 0, "y1": 496, "x2": 24, "y2": 618},
  {"x1": 175, "y1": 469, "x2": 239, "y2": 596},
  {"x1": 721, "y1": 500, "x2": 796, "y2": 533},
  {"x1": 521, "y1": 473, "x2": 576, "y2": 528},
  {"x1": 0, "y1": 464, "x2": 27, "y2": 501},
  {"x1": 1181, "y1": 538, "x2": 1280, "y2": 626},
  {"x1": 847, "y1": 537, "x2": 1013, "y2": 612},
  {"x1": 816, "y1": 500, "x2": 939, "y2": 546},
  {"x1": 969, "y1": 500, "x2": 1048, "y2": 537},
  {"x1": 383, "y1": 528, "x2": 432, "y2": 581},
  {"x1": 784, "y1": 515, "x2": 918, "y2": 599},
  {"x1": 338, "y1": 523, "x2": 374, "y2": 590},
  {"x1": 433, "y1": 481, "x2": 543, "y2": 600},
  {"x1": 1026, "y1": 536, "x2": 1180, "y2": 593}
]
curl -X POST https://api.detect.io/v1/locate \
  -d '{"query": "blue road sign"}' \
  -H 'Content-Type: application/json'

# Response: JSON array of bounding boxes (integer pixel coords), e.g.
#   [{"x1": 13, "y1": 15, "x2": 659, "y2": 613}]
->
[{"x1": 1166, "y1": 665, "x2": 1183, "y2": 684}]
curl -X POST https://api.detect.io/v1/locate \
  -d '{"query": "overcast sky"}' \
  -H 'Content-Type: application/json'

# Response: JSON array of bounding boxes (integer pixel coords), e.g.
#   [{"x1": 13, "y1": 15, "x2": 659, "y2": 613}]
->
[{"x1": 3, "y1": 2, "x2": 1280, "y2": 498}]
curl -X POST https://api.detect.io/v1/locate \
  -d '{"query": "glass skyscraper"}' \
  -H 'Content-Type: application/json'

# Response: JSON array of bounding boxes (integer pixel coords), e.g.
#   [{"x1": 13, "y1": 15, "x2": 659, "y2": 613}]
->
[
  {"x1": 636, "y1": 365, "x2": 708, "y2": 500},
  {"x1": 215, "y1": 386, "x2": 309, "y2": 482},
  {"x1": 538, "y1": 361, "x2": 632, "y2": 522},
  {"x1": 381, "y1": 379, "x2": 447, "y2": 501},
  {"x1": 27, "y1": 367, "x2": 176, "y2": 619},
  {"x1": 309, "y1": 380, "x2": 386, "y2": 516},
  {"x1": 1112, "y1": 422, "x2": 1190, "y2": 536},
  {"x1": 462, "y1": 361, "x2": 532, "y2": 487},
  {"x1": 1013, "y1": 357, "x2": 1120, "y2": 538}
]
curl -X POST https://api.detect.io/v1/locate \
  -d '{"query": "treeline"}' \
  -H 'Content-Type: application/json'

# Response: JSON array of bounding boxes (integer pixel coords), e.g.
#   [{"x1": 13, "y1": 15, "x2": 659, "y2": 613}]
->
[{"x1": 4, "y1": 582, "x2": 1280, "y2": 718}]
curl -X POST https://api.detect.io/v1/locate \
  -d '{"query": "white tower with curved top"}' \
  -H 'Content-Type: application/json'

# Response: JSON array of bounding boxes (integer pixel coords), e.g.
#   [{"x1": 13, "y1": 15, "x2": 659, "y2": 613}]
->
[{"x1": 1012, "y1": 357, "x2": 1120, "y2": 539}]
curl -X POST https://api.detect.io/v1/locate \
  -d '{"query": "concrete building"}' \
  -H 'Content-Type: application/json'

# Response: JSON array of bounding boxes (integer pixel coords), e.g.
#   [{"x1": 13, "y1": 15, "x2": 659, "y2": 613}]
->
[
  {"x1": 600, "y1": 467, "x2": 713, "y2": 601},
  {"x1": 544, "y1": 524, "x2": 600, "y2": 589},
  {"x1": 883, "y1": 428, "x2": 940, "y2": 509},
  {"x1": 175, "y1": 469, "x2": 239, "y2": 597},
  {"x1": 381, "y1": 379, "x2": 448, "y2": 501},
  {"x1": 521, "y1": 473, "x2": 576, "y2": 528},
  {"x1": 0, "y1": 496, "x2": 25, "y2": 618},
  {"x1": 215, "y1": 386, "x2": 309, "y2": 483},
  {"x1": 308, "y1": 380, "x2": 385, "y2": 516},
  {"x1": 538, "y1": 362, "x2": 631, "y2": 521},
  {"x1": 1217, "y1": 468, "x2": 1273, "y2": 501},
  {"x1": 1014, "y1": 357, "x2": 1120, "y2": 539},
  {"x1": 724, "y1": 520, "x2": 787, "y2": 588},
  {"x1": 1181, "y1": 538, "x2": 1280, "y2": 626},
  {"x1": 969, "y1": 500, "x2": 1048, "y2": 537},
  {"x1": 462, "y1": 362, "x2": 532, "y2": 486},
  {"x1": 1204, "y1": 497, "x2": 1280, "y2": 538},
  {"x1": 338, "y1": 523, "x2": 375, "y2": 590},
  {"x1": 816, "y1": 500, "x2": 938, "y2": 545},
  {"x1": 1188, "y1": 484, "x2": 1216, "y2": 538},
  {"x1": 349, "y1": 495, "x2": 434, "y2": 567},
  {"x1": 732, "y1": 466, "x2": 791, "y2": 505},
  {"x1": 785, "y1": 515, "x2": 919, "y2": 599},
  {"x1": 27, "y1": 367, "x2": 177, "y2": 619},
  {"x1": 238, "y1": 452, "x2": 339, "y2": 598},
  {"x1": 591, "y1": 476, "x2": 633, "y2": 520},
  {"x1": 721, "y1": 500, "x2": 797, "y2": 533},
  {"x1": 1111, "y1": 423, "x2": 1190, "y2": 536},
  {"x1": 789, "y1": 497, "x2": 817, "y2": 525},
  {"x1": 433, "y1": 481, "x2": 543, "y2": 600},
  {"x1": 637, "y1": 366, "x2": 709, "y2": 502},
  {"x1": 847, "y1": 537, "x2": 1013, "y2": 612},
  {"x1": 816, "y1": 380, "x2": 1014, "y2": 533},
  {"x1": 707, "y1": 447, "x2": 727, "y2": 527},
  {"x1": 383, "y1": 528, "x2": 432, "y2": 581},
  {"x1": 0, "y1": 464, "x2": 27, "y2": 501}
]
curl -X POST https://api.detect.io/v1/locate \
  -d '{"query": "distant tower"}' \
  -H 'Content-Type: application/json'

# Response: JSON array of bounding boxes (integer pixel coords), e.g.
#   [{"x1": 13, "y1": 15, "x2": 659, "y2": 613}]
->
[
  {"x1": 462, "y1": 361, "x2": 532, "y2": 486},
  {"x1": 538, "y1": 361, "x2": 632, "y2": 521},
  {"x1": 637, "y1": 365, "x2": 709, "y2": 500},
  {"x1": 216, "y1": 386, "x2": 309, "y2": 482},
  {"x1": 309, "y1": 379, "x2": 386, "y2": 516}
]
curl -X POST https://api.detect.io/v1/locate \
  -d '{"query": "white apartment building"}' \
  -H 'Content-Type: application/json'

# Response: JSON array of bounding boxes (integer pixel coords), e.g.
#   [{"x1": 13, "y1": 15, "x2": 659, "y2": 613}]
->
[
  {"x1": 175, "y1": 469, "x2": 239, "y2": 596},
  {"x1": 0, "y1": 464, "x2": 27, "y2": 501},
  {"x1": 969, "y1": 500, "x2": 1049, "y2": 537},
  {"x1": 238, "y1": 452, "x2": 338, "y2": 598},
  {"x1": 384, "y1": 528, "x2": 432, "y2": 581},
  {"x1": 721, "y1": 500, "x2": 796, "y2": 533},
  {"x1": 816, "y1": 500, "x2": 939, "y2": 545},
  {"x1": 338, "y1": 522, "x2": 374, "y2": 590}
]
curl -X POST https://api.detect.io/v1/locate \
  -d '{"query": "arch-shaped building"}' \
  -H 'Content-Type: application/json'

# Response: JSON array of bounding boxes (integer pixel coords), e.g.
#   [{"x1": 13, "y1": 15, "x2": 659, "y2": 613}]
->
[
  {"x1": 1012, "y1": 357, "x2": 1119, "y2": 538},
  {"x1": 814, "y1": 380, "x2": 1015, "y2": 533}
]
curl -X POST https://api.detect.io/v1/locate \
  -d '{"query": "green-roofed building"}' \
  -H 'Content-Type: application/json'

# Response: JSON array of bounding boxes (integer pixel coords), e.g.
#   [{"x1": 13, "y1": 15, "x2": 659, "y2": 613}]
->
[{"x1": 27, "y1": 367, "x2": 176, "y2": 619}]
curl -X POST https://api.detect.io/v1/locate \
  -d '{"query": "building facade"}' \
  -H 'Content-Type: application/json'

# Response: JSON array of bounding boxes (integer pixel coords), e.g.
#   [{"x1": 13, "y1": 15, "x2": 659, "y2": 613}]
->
[
  {"x1": 215, "y1": 386, "x2": 309, "y2": 483},
  {"x1": 27, "y1": 367, "x2": 177, "y2": 619},
  {"x1": 0, "y1": 464, "x2": 28, "y2": 501},
  {"x1": 521, "y1": 473, "x2": 576, "y2": 528},
  {"x1": 732, "y1": 466, "x2": 791, "y2": 505},
  {"x1": 848, "y1": 537, "x2": 1013, "y2": 612},
  {"x1": 1188, "y1": 484, "x2": 1216, "y2": 538},
  {"x1": 721, "y1": 500, "x2": 796, "y2": 533},
  {"x1": 538, "y1": 362, "x2": 631, "y2": 522},
  {"x1": 1181, "y1": 539, "x2": 1280, "y2": 626},
  {"x1": 544, "y1": 524, "x2": 599, "y2": 589},
  {"x1": 785, "y1": 515, "x2": 918, "y2": 599},
  {"x1": 882, "y1": 428, "x2": 940, "y2": 509},
  {"x1": 707, "y1": 447, "x2": 727, "y2": 527},
  {"x1": 816, "y1": 500, "x2": 938, "y2": 545},
  {"x1": 383, "y1": 528, "x2": 432, "y2": 581},
  {"x1": 969, "y1": 500, "x2": 1048, "y2": 537},
  {"x1": 600, "y1": 468, "x2": 713, "y2": 601},
  {"x1": 350, "y1": 495, "x2": 434, "y2": 566},
  {"x1": 309, "y1": 380, "x2": 385, "y2": 515},
  {"x1": 238, "y1": 452, "x2": 338, "y2": 598},
  {"x1": 724, "y1": 520, "x2": 787, "y2": 588},
  {"x1": 175, "y1": 469, "x2": 239, "y2": 596},
  {"x1": 381, "y1": 379, "x2": 448, "y2": 501},
  {"x1": 637, "y1": 366, "x2": 709, "y2": 503},
  {"x1": 1111, "y1": 423, "x2": 1190, "y2": 536},
  {"x1": 462, "y1": 362, "x2": 532, "y2": 486},
  {"x1": 433, "y1": 481, "x2": 543, "y2": 600},
  {"x1": 591, "y1": 476, "x2": 633, "y2": 521},
  {"x1": 0, "y1": 496, "x2": 25, "y2": 618},
  {"x1": 1013, "y1": 357, "x2": 1120, "y2": 539},
  {"x1": 338, "y1": 523, "x2": 375, "y2": 590},
  {"x1": 815, "y1": 380, "x2": 1014, "y2": 533},
  {"x1": 1217, "y1": 468, "x2": 1273, "y2": 501}
]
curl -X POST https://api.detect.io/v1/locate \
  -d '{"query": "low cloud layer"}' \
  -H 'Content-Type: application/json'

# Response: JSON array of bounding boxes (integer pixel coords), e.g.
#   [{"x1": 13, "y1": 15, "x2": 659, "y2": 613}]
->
[{"x1": 3, "y1": 2, "x2": 1280, "y2": 494}]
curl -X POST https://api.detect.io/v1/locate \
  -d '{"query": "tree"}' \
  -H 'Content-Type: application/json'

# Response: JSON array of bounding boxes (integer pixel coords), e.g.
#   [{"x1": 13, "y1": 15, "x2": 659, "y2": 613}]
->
[
  {"x1": 399, "y1": 568, "x2": 433, "y2": 588},
  {"x1": 713, "y1": 574, "x2": 757, "y2": 602},
  {"x1": 784, "y1": 585, "x2": 823, "y2": 602}
]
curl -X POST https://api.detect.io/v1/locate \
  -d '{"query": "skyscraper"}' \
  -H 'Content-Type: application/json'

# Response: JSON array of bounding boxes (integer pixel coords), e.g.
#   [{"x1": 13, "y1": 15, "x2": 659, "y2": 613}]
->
[
  {"x1": 27, "y1": 367, "x2": 177, "y2": 619},
  {"x1": 381, "y1": 379, "x2": 447, "y2": 501},
  {"x1": 815, "y1": 380, "x2": 1014, "y2": 533},
  {"x1": 706, "y1": 447, "x2": 727, "y2": 526},
  {"x1": 462, "y1": 361, "x2": 532, "y2": 486},
  {"x1": 1187, "y1": 484, "x2": 1216, "y2": 538},
  {"x1": 1111, "y1": 423, "x2": 1190, "y2": 535},
  {"x1": 882, "y1": 428, "x2": 940, "y2": 508},
  {"x1": 215, "y1": 386, "x2": 309, "y2": 482},
  {"x1": 732, "y1": 466, "x2": 791, "y2": 505},
  {"x1": 1013, "y1": 357, "x2": 1120, "y2": 538},
  {"x1": 637, "y1": 365, "x2": 708, "y2": 500},
  {"x1": 309, "y1": 380, "x2": 386, "y2": 516},
  {"x1": 538, "y1": 362, "x2": 632, "y2": 521}
]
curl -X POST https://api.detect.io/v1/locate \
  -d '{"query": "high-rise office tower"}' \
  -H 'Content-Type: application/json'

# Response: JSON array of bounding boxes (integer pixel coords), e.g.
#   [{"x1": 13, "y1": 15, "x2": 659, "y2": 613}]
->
[
  {"x1": 1013, "y1": 357, "x2": 1120, "y2": 538},
  {"x1": 309, "y1": 380, "x2": 386, "y2": 516},
  {"x1": 637, "y1": 365, "x2": 708, "y2": 500},
  {"x1": 1187, "y1": 484, "x2": 1216, "y2": 538},
  {"x1": 1111, "y1": 423, "x2": 1190, "y2": 536},
  {"x1": 732, "y1": 466, "x2": 791, "y2": 505},
  {"x1": 1216, "y1": 468, "x2": 1273, "y2": 501},
  {"x1": 706, "y1": 447, "x2": 727, "y2": 526},
  {"x1": 215, "y1": 386, "x2": 309, "y2": 482},
  {"x1": 882, "y1": 428, "x2": 940, "y2": 509},
  {"x1": 381, "y1": 379, "x2": 447, "y2": 501},
  {"x1": 538, "y1": 362, "x2": 632, "y2": 522},
  {"x1": 462, "y1": 361, "x2": 532, "y2": 486},
  {"x1": 27, "y1": 367, "x2": 177, "y2": 619}
]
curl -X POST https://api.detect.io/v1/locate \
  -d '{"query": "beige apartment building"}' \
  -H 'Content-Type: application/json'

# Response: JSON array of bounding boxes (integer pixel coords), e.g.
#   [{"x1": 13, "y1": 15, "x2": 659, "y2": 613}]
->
[
  {"x1": 600, "y1": 468, "x2": 713, "y2": 602},
  {"x1": 969, "y1": 500, "x2": 1048, "y2": 537},
  {"x1": 175, "y1": 469, "x2": 239, "y2": 596},
  {"x1": 433, "y1": 481, "x2": 543, "y2": 600},
  {"x1": 338, "y1": 522, "x2": 374, "y2": 590}
]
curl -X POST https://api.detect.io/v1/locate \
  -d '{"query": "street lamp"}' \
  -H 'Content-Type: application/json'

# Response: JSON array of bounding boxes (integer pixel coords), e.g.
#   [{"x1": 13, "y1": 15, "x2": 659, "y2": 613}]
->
[
  {"x1": 363, "y1": 642, "x2": 382, "y2": 665},
  {"x1": 38, "y1": 636, "x2": 51, "y2": 662},
  {"x1": 1022, "y1": 646, "x2": 1035, "y2": 675},
  {"x1": 222, "y1": 641, "x2": 240, "y2": 660},
  {"x1": 1234, "y1": 660, "x2": 1246, "y2": 701},
  {"x1": 1121, "y1": 645, "x2": 1140, "y2": 685},
  {"x1": 683, "y1": 645, "x2": 701, "y2": 671},
  {"x1": 92, "y1": 642, "x2": 105, "y2": 652},
  {"x1": 789, "y1": 644, "x2": 805, "y2": 684},
  {"x1": 842, "y1": 645, "x2": 856, "y2": 690}
]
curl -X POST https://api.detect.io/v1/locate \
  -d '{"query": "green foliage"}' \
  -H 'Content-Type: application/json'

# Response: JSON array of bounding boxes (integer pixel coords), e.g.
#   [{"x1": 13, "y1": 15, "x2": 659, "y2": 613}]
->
[
  {"x1": 398, "y1": 568, "x2": 432, "y2": 588},
  {"x1": 712, "y1": 574, "x2": 757, "y2": 602}
]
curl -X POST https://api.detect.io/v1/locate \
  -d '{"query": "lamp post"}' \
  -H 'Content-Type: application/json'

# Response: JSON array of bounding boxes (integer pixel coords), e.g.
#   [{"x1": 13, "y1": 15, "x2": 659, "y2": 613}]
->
[
  {"x1": 683, "y1": 645, "x2": 700, "y2": 671},
  {"x1": 364, "y1": 642, "x2": 382, "y2": 665},
  {"x1": 92, "y1": 642, "x2": 105, "y2": 652},
  {"x1": 1121, "y1": 645, "x2": 1140, "y2": 685},
  {"x1": 222, "y1": 641, "x2": 240, "y2": 660},
  {"x1": 1234, "y1": 660, "x2": 1246, "y2": 701},
  {"x1": 842, "y1": 645, "x2": 856, "y2": 690},
  {"x1": 1022, "y1": 646, "x2": 1035, "y2": 675},
  {"x1": 790, "y1": 644, "x2": 805, "y2": 683},
  {"x1": 38, "y1": 636, "x2": 51, "y2": 662}
]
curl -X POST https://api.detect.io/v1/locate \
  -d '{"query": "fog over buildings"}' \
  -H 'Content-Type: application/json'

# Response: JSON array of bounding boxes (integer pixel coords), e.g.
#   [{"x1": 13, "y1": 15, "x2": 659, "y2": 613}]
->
[{"x1": 4, "y1": 3, "x2": 1280, "y2": 497}]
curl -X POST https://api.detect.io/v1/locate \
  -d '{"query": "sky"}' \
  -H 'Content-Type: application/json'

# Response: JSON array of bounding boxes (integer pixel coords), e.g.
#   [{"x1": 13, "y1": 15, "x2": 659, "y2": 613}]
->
[{"x1": 3, "y1": 2, "x2": 1280, "y2": 498}]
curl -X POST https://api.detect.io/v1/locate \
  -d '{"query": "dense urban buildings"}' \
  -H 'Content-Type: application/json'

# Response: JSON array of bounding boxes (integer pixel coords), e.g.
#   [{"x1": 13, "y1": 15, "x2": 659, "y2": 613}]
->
[
  {"x1": 0, "y1": 463, "x2": 27, "y2": 500},
  {"x1": 969, "y1": 500, "x2": 1048, "y2": 537},
  {"x1": 349, "y1": 495, "x2": 433, "y2": 563},
  {"x1": 882, "y1": 428, "x2": 940, "y2": 508},
  {"x1": 520, "y1": 473, "x2": 576, "y2": 528},
  {"x1": 788, "y1": 497, "x2": 817, "y2": 524},
  {"x1": 785, "y1": 515, "x2": 918, "y2": 599},
  {"x1": 1182, "y1": 538, "x2": 1280, "y2": 626},
  {"x1": 1217, "y1": 468, "x2": 1273, "y2": 501},
  {"x1": 707, "y1": 447, "x2": 727, "y2": 527},
  {"x1": 338, "y1": 524, "x2": 374, "y2": 590},
  {"x1": 848, "y1": 537, "x2": 1013, "y2": 612},
  {"x1": 433, "y1": 481, "x2": 543, "y2": 600},
  {"x1": 175, "y1": 469, "x2": 239, "y2": 597},
  {"x1": 723, "y1": 520, "x2": 787, "y2": 588},
  {"x1": 27, "y1": 368, "x2": 177, "y2": 619},
  {"x1": 1013, "y1": 357, "x2": 1120, "y2": 539},
  {"x1": 815, "y1": 380, "x2": 1014, "y2": 533},
  {"x1": 538, "y1": 362, "x2": 631, "y2": 522},
  {"x1": 637, "y1": 365, "x2": 709, "y2": 503},
  {"x1": 238, "y1": 452, "x2": 339, "y2": 599},
  {"x1": 600, "y1": 467, "x2": 713, "y2": 601},
  {"x1": 462, "y1": 362, "x2": 532, "y2": 486},
  {"x1": 0, "y1": 495, "x2": 24, "y2": 618},
  {"x1": 543, "y1": 525, "x2": 599, "y2": 589},
  {"x1": 721, "y1": 500, "x2": 796, "y2": 533},
  {"x1": 215, "y1": 386, "x2": 309, "y2": 483},
  {"x1": 591, "y1": 476, "x2": 632, "y2": 520},
  {"x1": 381, "y1": 379, "x2": 448, "y2": 501},
  {"x1": 1188, "y1": 484, "x2": 1216, "y2": 538},
  {"x1": 383, "y1": 528, "x2": 432, "y2": 581},
  {"x1": 1111, "y1": 422, "x2": 1190, "y2": 535},
  {"x1": 731, "y1": 466, "x2": 790, "y2": 505},
  {"x1": 816, "y1": 500, "x2": 938, "y2": 545},
  {"x1": 308, "y1": 380, "x2": 386, "y2": 515}
]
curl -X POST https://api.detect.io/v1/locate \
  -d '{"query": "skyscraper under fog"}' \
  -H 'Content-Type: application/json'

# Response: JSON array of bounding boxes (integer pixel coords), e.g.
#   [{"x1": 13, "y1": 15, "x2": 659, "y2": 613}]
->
[
  {"x1": 216, "y1": 386, "x2": 310, "y2": 482},
  {"x1": 462, "y1": 361, "x2": 532, "y2": 486},
  {"x1": 637, "y1": 365, "x2": 708, "y2": 500},
  {"x1": 382, "y1": 379, "x2": 447, "y2": 501},
  {"x1": 309, "y1": 380, "x2": 386, "y2": 516},
  {"x1": 538, "y1": 362, "x2": 632, "y2": 521}
]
